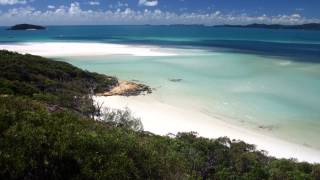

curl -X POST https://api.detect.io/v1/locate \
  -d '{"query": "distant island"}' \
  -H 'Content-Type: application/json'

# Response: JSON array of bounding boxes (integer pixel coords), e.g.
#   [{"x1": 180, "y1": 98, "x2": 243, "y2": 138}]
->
[
  {"x1": 7, "y1": 24, "x2": 46, "y2": 31},
  {"x1": 215, "y1": 23, "x2": 320, "y2": 30}
]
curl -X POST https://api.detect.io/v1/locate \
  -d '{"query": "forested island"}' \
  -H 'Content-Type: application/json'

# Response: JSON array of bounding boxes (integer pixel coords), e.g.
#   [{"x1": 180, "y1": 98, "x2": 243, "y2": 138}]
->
[
  {"x1": 215, "y1": 23, "x2": 320, "y2": 30},
  {"x1": 0, "y1": 50, "x2": 319, "y2": 179},
  {"x1": 7, "y1": 24, "x2": 46, "y2": 30}
]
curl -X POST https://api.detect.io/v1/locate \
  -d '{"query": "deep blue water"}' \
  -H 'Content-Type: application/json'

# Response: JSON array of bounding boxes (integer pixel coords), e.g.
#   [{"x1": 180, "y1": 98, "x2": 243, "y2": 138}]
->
[{"x1": 1, "y1": 25, "x2": 320, "y2": 62}]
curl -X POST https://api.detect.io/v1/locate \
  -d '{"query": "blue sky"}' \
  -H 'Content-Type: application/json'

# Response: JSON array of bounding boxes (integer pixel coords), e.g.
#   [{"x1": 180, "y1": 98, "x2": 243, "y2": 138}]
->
[{"x1": 0, "y1": 0, "x2": 319, "y2": 25}]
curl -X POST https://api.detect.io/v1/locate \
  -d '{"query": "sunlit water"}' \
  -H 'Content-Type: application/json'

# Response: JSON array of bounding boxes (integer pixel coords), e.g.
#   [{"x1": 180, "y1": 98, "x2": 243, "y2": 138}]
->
[{"x1": 1, "y1": 25, "x2": 320, "y2": 150}]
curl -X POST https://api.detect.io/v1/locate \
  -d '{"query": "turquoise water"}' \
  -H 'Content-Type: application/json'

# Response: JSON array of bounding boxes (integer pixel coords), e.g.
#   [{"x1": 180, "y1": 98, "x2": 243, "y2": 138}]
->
[
  {"x1": 61, "y1": 51, "x2": 320, "y2": 149},
  {"x1": 1, "y1": 25, "x2": 320, "y2": 149}
]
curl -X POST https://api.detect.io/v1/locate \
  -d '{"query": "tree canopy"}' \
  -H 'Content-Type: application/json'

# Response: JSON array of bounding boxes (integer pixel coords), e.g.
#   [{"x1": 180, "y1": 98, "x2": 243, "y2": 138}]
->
[{"x1": 0, "y1": 50, "x2": 319, "y2": 179}]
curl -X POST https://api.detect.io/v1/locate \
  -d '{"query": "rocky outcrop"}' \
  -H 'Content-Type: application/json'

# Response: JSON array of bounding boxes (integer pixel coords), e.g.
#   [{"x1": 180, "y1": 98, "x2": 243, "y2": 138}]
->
[{"x1": 97, "y1": 80, "x2": 152, "y2": 97}]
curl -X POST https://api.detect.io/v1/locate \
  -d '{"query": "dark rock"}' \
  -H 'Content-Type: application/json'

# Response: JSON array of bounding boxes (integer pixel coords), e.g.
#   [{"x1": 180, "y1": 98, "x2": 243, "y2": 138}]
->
[
  {"x1": 258, "y1": 125, "x2": 275, "y2": 131},
  {"x1": 169, "y1": 78, "x2": 183, "y2": 82},
  {"x1": 122, "y1": 83, "x2": 152, "y2": 96}
]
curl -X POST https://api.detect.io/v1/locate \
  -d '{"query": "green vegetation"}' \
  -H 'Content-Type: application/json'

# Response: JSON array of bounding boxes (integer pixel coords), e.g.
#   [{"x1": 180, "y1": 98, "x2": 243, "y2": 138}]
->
[
  {"x1": 7, "y1": 24, "x2": 46, "y2": 30},
  {"x1": 0, "y1": 50, "x2": 319, "y2": 179},
  {"x1": 0, "y1": 50, "x2": 118, "y2": 117}
]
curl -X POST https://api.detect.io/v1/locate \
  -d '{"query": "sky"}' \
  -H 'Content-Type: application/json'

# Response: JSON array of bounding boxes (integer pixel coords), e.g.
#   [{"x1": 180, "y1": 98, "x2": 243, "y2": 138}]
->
[{"x1": 0, "y1": 0, "x2": 320, "y2": 25}]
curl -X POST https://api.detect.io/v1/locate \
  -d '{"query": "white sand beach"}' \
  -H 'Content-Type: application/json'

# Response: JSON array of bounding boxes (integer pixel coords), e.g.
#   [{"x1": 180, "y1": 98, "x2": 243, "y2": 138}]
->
[
  {"x1": 1, "y1": 41, "x2": 320, "y2": 163},
  {"x1": 0, "y1": 42, "x2": 179, "y2": 57},
  {"x1": 94, "y1": 95, "x2": 320, "y2": 163}
]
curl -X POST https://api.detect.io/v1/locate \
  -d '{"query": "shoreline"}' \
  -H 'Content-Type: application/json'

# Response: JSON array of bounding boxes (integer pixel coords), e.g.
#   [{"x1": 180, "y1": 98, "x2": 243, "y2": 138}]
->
[
  {"x1": 1, "y1": 41, "x2": 320, "y2": 163},
  {"x1": 0, "y1": 42, "x2": 180, "y2": 57},
  {"x1": 94, "y1": 95, "x2": 320, "y2": 163}
]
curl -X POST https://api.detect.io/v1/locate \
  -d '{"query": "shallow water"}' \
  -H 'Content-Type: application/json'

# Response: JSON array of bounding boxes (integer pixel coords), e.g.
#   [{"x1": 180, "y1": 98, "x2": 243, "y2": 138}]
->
[
  {"x1": 60, "y1": 49, "x2": 320, "y2": 150},
  {"x1": 1, "y1": 25, "x2": 320, "y2": 150}
]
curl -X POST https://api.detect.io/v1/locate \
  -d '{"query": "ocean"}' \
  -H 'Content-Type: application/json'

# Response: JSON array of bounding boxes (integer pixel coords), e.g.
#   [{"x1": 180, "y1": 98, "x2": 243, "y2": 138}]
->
[{"x1": 1, "y1": 25, "x2": 320, "y2": 151}]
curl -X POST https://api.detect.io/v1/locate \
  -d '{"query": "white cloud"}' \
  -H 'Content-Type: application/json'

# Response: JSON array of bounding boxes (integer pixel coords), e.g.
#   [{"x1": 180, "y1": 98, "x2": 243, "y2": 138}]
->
[
  {"x1": 0, "y1": 0, "x2": 27, "y2": 5},
  {"x1": 47, "y1": 5, "x2": 55, "y2": 9},
  {"x1": 108, "y1": 1, "x2": 128, "y2": 9},
  {"x1": 69, "y1": 2, "x2": 81, "y2": 15},
  {"x1": 139, "y1": 0, "x2": 158, "y2": 7},
  {"x1": 0, "y1": 2, "x2": 318, "y2": 26},
  {"x1": 89, "y1": 1, "x2": 99, "y2": 6}
]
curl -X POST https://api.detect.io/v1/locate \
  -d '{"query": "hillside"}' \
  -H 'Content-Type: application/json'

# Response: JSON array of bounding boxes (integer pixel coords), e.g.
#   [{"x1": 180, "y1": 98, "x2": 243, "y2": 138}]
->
[
  {"x1": 0, "y1": 51, "x2": 319, "y2": 179},
  {"x1": 0, "y1": 50, "x2": 118, "y2": 117}
]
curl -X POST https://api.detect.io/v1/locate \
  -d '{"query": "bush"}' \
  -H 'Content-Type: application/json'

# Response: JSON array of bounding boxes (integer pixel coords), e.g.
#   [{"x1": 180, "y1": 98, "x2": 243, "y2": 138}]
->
[{"x1": 101, "y1": 107, "x2": 144, "y2": 132}]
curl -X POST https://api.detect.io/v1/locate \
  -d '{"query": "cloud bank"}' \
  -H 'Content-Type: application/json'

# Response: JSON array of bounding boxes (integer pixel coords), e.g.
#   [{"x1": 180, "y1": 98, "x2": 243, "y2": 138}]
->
[
  {"x1": 0, "y1": 2, "x2": 318, "y2": 26},
  {"x1": 0, "y1": 0, "x2": 26, "y2": 5}
]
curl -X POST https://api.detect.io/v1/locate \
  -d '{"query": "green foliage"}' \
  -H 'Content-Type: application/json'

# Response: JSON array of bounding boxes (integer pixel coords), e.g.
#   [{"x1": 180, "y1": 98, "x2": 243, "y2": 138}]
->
[
  {"x1": 0, "y1": 96, "x2": 187, "y2": 179},
  {"x1": 0, "y1": 50, "x2": 118, "y2": 116},
  {"x1": 0, "y1": 51, "x2": 319, "y2": 179},
  {"x1": 101, "y1": 107, "x2": 144, "y2": 131},
  {"x1": 1, "y1": 97, "x2": 319, "y2": 180}
]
